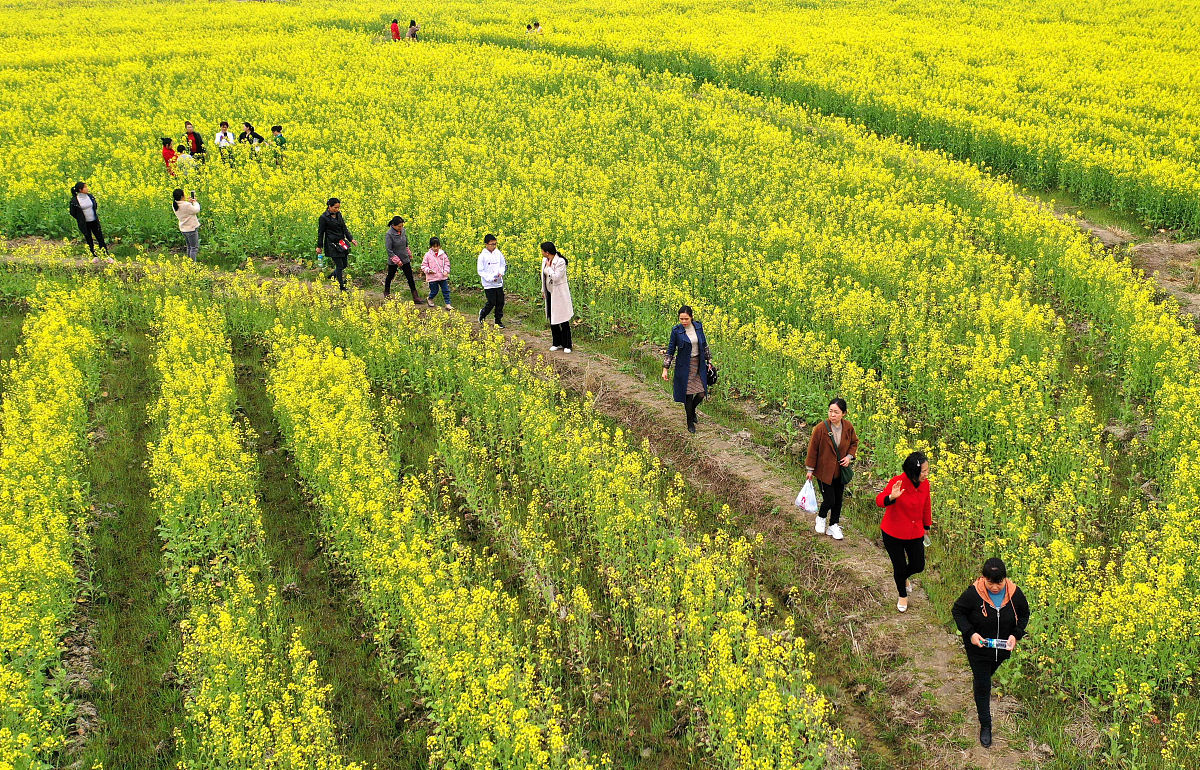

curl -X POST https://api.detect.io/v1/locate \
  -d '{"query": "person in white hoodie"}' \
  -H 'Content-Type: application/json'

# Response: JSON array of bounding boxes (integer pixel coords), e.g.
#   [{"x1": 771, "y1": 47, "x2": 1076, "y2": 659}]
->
[
  {"x1": 171, "y1": 188, "x2": 201, "y2": 262},
  {"x1": 476, "y1": 233, "x2": 506, "y2": 328}
]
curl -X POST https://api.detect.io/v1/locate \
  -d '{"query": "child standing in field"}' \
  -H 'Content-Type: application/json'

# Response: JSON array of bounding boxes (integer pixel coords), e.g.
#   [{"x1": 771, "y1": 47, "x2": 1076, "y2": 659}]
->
[
  {"x1": 876, "y1": 451, "x2": 932, "y2": 612},
  {"x1": 407, "y1": 20, "x2": 420, "y2": 40},
  {"x1": 476, "y1": 234, "x2": 506, "y2": 327},
  {"x1": 391, "y1": 19, "x2": 401, "y2": 41},
  {"x1": 804, "y1": 398, "x2": 858, "y2": 541},
  {"x1": 175, "y1": 144, "x2": 198, "y2": 176},
  {"x1": 422, "y1": 237, "x2": 452, "y2": 309},
  {"x1": 161, "y1": 138, "x2": 177, "y2": 176},
  {"x1": 171, "y1": 188, "x2": 201, "y2": 262},
  {"x1": 541, "y1": 241, "x2": 574, "y2": 352}
]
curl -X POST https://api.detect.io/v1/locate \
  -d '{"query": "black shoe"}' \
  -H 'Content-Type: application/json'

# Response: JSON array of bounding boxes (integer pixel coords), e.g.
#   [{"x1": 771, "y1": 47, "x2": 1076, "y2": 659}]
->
[
  {"x1": 687, "y1": 421, "x2": 696, "y2": 434},
  {"x1": 979, "y1": 725, "x2": 992, "y2": 748},
  {"x1": 496, "y1": 322, "x2": 506, "y2": 329}
]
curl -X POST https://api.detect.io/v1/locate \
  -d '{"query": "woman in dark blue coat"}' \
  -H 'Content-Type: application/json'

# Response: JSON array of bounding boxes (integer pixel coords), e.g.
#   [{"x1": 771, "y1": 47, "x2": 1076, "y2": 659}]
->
[{"x1": 660, "y1": 305, "x2": 712, "y2": 433}]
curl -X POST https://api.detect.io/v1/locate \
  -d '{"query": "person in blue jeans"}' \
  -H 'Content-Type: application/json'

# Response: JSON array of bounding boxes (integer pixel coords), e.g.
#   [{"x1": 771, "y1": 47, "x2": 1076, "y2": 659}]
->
[{"x1": 421, "y1": 237, "x2": 453, "y2": 309}]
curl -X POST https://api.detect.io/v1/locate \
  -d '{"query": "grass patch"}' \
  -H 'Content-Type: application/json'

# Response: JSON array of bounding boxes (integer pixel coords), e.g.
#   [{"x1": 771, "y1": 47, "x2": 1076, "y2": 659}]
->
[
  {"x1": 232, "y1": 338, "x2": 430, "y2": 769},
  {"x1": 79, "y1": 329, "x2": 182, "y2": 770}
]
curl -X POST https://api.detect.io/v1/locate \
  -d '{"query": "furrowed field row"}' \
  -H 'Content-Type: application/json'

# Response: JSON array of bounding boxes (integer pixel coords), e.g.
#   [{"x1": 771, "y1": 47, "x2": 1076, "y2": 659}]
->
[
  {"x1": 0, "y1": 284, "x2": 102, "y2": 770},
  {"x1": 266, "y1": 327, "x2": 601, "y2": 770},
  {"x1": 147, "y1": 296, "x2": 357, "y2": 770}
]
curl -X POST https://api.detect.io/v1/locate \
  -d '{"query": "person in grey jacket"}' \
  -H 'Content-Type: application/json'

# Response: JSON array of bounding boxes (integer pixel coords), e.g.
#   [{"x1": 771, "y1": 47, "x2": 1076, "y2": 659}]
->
[{"x1": 384, "y1": 216, "x2": 421, "y2": 303}]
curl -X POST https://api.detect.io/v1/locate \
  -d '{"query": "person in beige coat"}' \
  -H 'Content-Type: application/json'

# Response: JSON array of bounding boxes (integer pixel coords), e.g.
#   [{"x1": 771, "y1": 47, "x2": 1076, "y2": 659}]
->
[
  {"x1": 171, "y1": 188, "x2": 201, "y2": 262},
  {"x1": 541, "y1": 241, "x2": 574, "y2": 352}
]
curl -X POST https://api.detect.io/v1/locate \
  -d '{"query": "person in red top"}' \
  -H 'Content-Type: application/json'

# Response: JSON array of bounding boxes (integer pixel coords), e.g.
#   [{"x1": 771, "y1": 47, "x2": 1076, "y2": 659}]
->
[
  {"x1": 876, "y1": 451, "x2": 932, "y2": 613},
  {"x1": 161, "y1": 137, "x2": 177, "y2": 176},
  {"x1": 390, "y1": 19, "x2": 401, "y2": 41}
]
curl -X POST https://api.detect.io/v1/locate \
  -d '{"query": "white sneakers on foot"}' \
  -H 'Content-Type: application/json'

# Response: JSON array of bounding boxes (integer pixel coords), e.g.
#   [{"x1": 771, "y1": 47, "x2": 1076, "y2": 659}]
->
[
  {"x1": 897, "y1": 598, "x2": 909, "y2": 613},
  {"x1": 815, "y1": 516, "x2": 826, "y2": 535},
  {"x1": 563, "y1": 348, "x2": 572, "y2": 353},
  {"x1": 827, "y1": 523, "x2": 844, "y2": 540},
  {"x1": 549, "y1": 345, "x2": 561, "y2": 351}
]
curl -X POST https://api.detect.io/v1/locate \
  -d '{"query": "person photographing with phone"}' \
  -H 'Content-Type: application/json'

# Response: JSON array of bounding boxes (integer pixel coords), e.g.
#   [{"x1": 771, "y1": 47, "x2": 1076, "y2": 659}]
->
[
  {"x1": 951, "y1": 557, "x2": 1030, "y2": 748},
  {"x1": 171, "y1": 188, "x2": 201, "y2": 262},
  {"x1": 876, "y1": 451, "x2": 932, "y2": 612}
]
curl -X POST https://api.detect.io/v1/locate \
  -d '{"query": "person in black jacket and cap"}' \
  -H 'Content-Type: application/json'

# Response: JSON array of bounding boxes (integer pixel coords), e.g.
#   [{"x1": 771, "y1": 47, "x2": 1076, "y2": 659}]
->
[
  {"x1": 316, "y1": 197, "x2": 357, "y2": 290},
  {"x1": 951, "y1": 557, "x2": 1030, "y2": 748},
  {"x1": 69, "y1": 181, "x2": 110, "y2": 260}
]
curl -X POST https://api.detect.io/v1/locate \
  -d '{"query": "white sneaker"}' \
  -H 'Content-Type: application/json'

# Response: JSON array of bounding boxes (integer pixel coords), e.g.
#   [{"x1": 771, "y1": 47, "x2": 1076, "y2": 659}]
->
[
  {"x1": 897, "y1": 598, "x2": 908, "y2": 613},
  {"x1": 828, "y1": 524, "x2": 844, "y2": 540},
  {"x1": 445, "y1": 304, "x2": 454, "y2": 311},
  {"x1": 814, "y1": 517, "x2": 826, "y2": 535},
  {"x1": 563, "y1": 348, "x2": 571, "y2": 353},
  {"x1": 549, "y1": 345, "x2": 561, "y2": 351}
]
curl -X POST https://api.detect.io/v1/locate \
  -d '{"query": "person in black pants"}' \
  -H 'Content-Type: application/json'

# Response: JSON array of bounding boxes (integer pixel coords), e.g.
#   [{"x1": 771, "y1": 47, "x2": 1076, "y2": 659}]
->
[
  {"x1": 804, "y1": 398, "x2": 859, "y2": 541},
  {"x1": 384, "y1": 216, "x2": 421, "y2": 303},
  {"x1": 661, "y1": 305, "x2": 713, "y2": 433},
  {"x1": 876, "y1": 451, "x2": 932, "y2": 612},
  {"x1": 951, "y1": 558, "x2": 1030, "y2": 748},
  {"x1": 316, "y1": 197, "x2": 357, "y2": 290},
  {"x1": 69, "y1": 181, "x2": 109, "y2": 259}
]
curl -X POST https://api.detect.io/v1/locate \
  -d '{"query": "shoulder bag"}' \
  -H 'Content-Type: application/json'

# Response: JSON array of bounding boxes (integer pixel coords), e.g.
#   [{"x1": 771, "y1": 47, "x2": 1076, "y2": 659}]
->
[{"x1": 826, "y1": 420, "x2": 854, "y2": 485}]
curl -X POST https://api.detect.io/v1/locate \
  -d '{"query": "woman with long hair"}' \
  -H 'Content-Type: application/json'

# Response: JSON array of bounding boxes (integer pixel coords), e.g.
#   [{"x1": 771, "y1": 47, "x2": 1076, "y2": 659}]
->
[{"x1": 540, "y1": 241, "x2": 574, "y2": 352}]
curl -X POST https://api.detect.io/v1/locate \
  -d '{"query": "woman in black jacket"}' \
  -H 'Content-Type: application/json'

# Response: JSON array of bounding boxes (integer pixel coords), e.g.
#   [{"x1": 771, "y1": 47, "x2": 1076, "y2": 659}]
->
[
  {"x1": 68, "y1": 181, "x2": 109, "y2": 260},
  {"x1": 951, "y1": 557, "x2": 1030, "y2": 748}
]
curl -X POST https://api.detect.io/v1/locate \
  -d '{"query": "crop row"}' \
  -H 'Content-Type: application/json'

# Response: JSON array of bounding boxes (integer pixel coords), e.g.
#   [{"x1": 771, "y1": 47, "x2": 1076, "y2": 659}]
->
[
  {"x1": 0, "y1": 284, "x2": 102, "y2": 770},
  {"x1": 266, "y1": 326, "x2": 600, "y2": 770},
  {"x1": 147, "y1": 296, "x2": 356, "y2": 769}
]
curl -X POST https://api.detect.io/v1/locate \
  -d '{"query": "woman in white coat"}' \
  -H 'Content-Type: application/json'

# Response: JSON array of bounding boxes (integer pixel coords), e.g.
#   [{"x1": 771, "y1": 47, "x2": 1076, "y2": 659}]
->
[{"x1": 541, "y1": 241, "x2": 574, "y2": 352}]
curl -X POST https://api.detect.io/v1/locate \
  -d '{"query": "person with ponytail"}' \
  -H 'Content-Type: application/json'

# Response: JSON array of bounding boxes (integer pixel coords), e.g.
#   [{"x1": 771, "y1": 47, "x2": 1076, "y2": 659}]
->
[
  {"x1": 171, "y1": 188, "x2": 201, "y2": 262},
  {"x1": 952, "y1": 558, "x2": 1030, "y2": 748},
  {"x1": 661, "y1": 305, "x2": 712, "y2": 433},
  {"x1": 540, "y1": 241, "x2": 574, "y2": 352},
  {"x1": 876, "y1": 451, "x2": 932, "y2": 612}
]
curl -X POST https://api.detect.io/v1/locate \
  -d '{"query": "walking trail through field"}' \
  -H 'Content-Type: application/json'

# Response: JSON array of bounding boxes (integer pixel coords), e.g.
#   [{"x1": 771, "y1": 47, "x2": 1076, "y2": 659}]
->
[{"x1": 462, "y1": 312, "x2": 1042, "y2": 770}]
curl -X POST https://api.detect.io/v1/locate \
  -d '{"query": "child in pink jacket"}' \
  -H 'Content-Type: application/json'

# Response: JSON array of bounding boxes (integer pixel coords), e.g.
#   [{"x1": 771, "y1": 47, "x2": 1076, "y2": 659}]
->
[{"x1": 421, "y1": 237, "x2": 452, "y2": 309}]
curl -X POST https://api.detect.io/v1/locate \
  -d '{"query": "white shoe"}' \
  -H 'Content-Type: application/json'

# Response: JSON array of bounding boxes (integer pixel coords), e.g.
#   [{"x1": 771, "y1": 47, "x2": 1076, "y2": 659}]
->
[
  {"x1": 827, "y1": 524, "x2": 844, "y2": 540},
  {"x1": 549, "y1": 345, "x2": 561, "y2": 351},
  {"x1": 814, "y1": 517, "x2": 826, "y2": 535},
  {"x1": 563, "y1": 348, "x2": 571, "y2": 353},
  {"x1": 897, "y1": 598, "x2": 908, "y2": 613},
  {"x1": 445, "y1": 304, "x2": 454, "y2": 310}
]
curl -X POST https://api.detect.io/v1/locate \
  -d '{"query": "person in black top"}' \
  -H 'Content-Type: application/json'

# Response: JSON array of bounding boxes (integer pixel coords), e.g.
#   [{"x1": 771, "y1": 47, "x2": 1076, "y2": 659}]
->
[
  {"x1": 183, "y1": 120, "x2": 206, "y2": 161},
  {"x1": 951, "y1": 558, "x2": 1030, "y2": 748},
  {"x1": 316, "y1": 197, "x2": 357, "y2": 291},
  {"x1": 68, "y1": 181, "x2": 109, "y2": 259},
  {"x1": 238, "y1": 121, "x2": 265, "y2": 148}
]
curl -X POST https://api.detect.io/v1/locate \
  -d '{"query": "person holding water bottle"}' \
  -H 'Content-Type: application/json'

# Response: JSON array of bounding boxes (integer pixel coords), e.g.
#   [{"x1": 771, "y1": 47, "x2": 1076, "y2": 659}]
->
[{"x1": 951, "y1": 557, "x2": 1030, "y2": 749}]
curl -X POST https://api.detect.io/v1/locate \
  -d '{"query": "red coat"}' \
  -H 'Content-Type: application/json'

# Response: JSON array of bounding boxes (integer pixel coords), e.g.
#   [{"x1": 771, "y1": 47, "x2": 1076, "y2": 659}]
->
[
  {"x1": 876, "y1": 474, "x2": 932, "y2": 540},
  {"x1": 390, "y1": 22, "x2": 401, "y2": 40},
  {"x1": 162, "y1": 146, "x2": 177, "y2": 175}
]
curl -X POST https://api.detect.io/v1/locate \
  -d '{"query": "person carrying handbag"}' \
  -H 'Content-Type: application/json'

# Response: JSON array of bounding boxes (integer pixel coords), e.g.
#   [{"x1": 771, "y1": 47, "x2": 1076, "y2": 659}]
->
[
  {"x1": 384, "y1": 216, "x2": 421, "y2": 303},
  {"x1": 316, "y1": 197, "x2": 357, "y2": 291},
  {"x1": 804, "y1": 397, "x2": 858, "y2": 540}
]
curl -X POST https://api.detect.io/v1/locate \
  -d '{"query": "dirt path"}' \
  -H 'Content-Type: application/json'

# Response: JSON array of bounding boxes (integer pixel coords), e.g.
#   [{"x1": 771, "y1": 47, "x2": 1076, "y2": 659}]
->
[{"x1": 468, "y1": 317, "x2": 1041, "y2": 769}]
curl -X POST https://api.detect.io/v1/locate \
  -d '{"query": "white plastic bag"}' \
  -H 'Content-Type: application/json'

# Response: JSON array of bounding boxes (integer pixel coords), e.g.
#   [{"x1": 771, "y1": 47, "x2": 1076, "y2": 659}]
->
[{"x1": 795, "y1": 479, "x2": 819, "y2": 513}]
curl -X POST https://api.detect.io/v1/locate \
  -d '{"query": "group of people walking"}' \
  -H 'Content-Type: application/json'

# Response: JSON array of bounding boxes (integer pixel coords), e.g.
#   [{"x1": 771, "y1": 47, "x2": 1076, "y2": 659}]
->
[
  {"x1": 795, "y1": 395, "x2": 1028, "y2": 747},
  {"x1": 161, "y1": 119, "x2": 285, "y2": 174},
  {"x1": 390, "y1": 19, "x2": 420, "y2": 41},
  {"x1": 316, "y1": 199, "x2": 574, "y2": 349}
]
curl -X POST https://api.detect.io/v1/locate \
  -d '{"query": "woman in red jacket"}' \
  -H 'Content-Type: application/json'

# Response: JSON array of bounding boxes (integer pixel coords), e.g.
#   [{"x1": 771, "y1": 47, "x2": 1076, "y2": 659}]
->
[{"x1": 876, "y1": 451, "x2": 932, "y2": 612}]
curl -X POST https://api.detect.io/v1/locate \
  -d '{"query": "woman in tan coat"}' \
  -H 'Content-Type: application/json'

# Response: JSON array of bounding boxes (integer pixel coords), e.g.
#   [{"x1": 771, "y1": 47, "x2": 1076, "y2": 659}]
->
[
  {"x1": 541, "y1": 241, "x2": 574, "y2": 352},
  {"x1": 804, "y1": 397, "x2": 859, "y2": 540}
]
